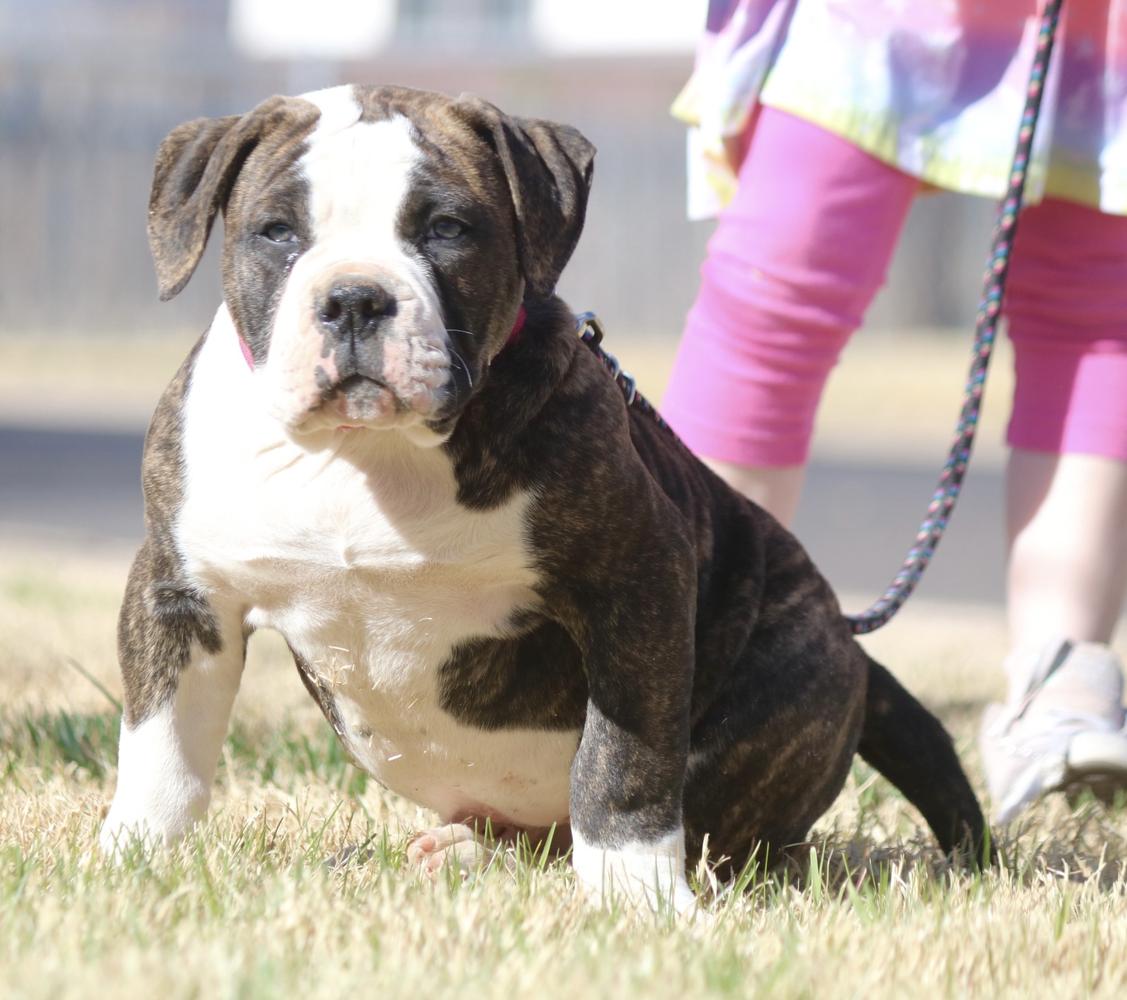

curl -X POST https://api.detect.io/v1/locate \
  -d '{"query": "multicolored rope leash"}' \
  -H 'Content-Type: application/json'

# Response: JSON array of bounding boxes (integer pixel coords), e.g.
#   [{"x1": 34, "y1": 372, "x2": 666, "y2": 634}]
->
[
  {"x1": 844, "y1": 0, "x2": 1064, "y2": 634},
  {"x1": 575, "y1": 310, "x2": 670, "y2": 430}
]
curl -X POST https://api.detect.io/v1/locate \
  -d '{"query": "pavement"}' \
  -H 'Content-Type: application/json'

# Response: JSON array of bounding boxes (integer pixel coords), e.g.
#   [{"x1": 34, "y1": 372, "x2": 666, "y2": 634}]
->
[{"x1": 0, "y1": 426, "x2": 1007, "y2": 607}]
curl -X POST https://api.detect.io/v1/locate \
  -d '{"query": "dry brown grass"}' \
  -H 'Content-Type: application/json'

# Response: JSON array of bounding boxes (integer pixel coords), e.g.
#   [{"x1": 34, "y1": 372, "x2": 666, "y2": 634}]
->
[{"x1": 3, "y1": 546, "x2": 1127, "y2": 998}]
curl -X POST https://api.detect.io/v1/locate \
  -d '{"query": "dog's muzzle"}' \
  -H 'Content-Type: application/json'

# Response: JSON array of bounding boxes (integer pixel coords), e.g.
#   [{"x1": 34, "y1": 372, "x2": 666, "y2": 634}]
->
[{"x1": 262, "y1": 261, "x2": 454, "y2": 435}]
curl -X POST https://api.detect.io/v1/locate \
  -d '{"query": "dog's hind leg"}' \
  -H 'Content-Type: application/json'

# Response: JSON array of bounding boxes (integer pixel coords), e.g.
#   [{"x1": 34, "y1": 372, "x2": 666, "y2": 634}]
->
[
  {"x1": 400, "y1": 821, "x2": 569, "y2": 880},
  {"x1": 406, "y1": 823, "x2": 497, "y2": 877},
  {"x1": 858, "y1": 656, "x2": 991, "y2": 861}
]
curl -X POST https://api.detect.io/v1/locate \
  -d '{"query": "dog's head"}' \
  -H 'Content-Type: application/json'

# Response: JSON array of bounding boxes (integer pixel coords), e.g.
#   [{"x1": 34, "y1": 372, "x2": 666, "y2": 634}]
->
[{"x1": 149, "y1": 84, "x2": 595, "y2": 438}]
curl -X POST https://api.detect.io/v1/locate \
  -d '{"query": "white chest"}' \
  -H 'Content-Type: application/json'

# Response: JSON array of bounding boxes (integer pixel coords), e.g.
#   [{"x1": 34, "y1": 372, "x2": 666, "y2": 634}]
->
[
  {"x1": 178, "y1": 309, "x2": 539, "y2": 608},
  {"x1": 173, "y1": 314, "x2": 578, "y2": 826}
]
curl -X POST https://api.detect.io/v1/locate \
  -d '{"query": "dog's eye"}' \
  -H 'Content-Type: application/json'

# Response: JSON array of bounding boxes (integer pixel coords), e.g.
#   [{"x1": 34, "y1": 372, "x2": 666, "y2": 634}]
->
[
  {"x1": 263, "y1": 222, "x2": 297, "y2": 243},
  {"x1": 429, "y1": 217, "x2": 467, "y2": 240}
]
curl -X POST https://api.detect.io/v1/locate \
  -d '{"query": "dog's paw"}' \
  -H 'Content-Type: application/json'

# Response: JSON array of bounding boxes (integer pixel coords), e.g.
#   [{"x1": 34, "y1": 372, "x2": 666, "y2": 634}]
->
[
  {"x1": 571, "y1": 828, "x2": 698, "y2": 916},
  {"x1": 98, "y1": 812, "x2": 162, "y2": 863},
  {"x1": 406, "y1": 823, "x2": 496, "y2": 879},
  {"x1": 576, "y1": 866, "x2": 698, "y2": 916}
]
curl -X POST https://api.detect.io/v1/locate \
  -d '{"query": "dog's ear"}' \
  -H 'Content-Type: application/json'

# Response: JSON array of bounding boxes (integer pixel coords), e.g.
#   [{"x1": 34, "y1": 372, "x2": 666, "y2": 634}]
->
[
  {"x1": 147, "y1": 96, "x2": 289, "y2": 301},
  {"x1": 455, "y1": 94, "x2": 595, "y2": 300}
]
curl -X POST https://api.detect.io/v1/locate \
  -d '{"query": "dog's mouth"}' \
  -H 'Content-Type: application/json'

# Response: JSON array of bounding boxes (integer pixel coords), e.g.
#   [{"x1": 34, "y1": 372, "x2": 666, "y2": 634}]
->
[
  {"x1": 294, "y1": 347, "x2": 452, "y2": 435},
  {"x1": 320, "y1": 373, "x2": 401, "y2": 428},
  {"x1": 331, "y1": 371, "x2": 391, "y2": 399}
]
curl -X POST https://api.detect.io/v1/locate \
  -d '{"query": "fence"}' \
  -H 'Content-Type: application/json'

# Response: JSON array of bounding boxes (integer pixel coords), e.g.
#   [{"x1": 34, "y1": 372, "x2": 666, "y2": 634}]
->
[{"x1": 0, "y1": 39, "x2": 995, "y2": 341}]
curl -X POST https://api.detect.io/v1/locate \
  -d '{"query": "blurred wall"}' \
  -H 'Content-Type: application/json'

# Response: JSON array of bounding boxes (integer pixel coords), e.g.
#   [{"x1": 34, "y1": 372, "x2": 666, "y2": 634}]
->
[{"x1": 0, "y1": 0, "x2": 996, "y2": 341}]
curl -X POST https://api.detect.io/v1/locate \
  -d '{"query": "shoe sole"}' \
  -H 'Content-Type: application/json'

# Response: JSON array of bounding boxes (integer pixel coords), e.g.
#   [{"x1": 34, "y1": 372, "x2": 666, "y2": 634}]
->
[{"x1": 1060, "y1": 730, "x2": 1127, "y2": 805}]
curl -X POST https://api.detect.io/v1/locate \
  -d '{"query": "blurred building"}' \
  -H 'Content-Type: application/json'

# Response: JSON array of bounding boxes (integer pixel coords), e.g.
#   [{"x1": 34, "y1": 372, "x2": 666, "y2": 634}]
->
[{"x1": 0, "y1": 0, "x2": 993, "y2": 339}]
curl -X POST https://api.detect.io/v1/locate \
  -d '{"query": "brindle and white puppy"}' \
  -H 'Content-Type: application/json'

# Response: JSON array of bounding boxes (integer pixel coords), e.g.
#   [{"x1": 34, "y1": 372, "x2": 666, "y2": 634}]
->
[{"x1": 100, "y1": 84, "x2": 988, "y2": 909}]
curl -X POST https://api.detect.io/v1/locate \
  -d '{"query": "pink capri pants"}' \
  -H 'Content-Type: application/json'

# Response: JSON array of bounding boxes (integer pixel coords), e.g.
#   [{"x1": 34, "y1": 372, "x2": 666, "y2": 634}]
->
[{"x1": 662, "y1": 107, "x2": 1127, "y2": 467}]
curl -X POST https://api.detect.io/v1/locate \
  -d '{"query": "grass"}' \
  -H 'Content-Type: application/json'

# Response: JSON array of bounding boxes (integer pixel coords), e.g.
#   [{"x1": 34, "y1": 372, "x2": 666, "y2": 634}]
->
[{"x1": 2, "y1": 549, "x2": 1127, "y2": 998}]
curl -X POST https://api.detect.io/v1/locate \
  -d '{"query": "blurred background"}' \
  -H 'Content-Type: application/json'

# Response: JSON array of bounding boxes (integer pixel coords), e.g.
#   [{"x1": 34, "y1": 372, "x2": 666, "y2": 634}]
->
[
  {"x1": 0, "y1": 0, "x2": 1012, "y2": 608},
  {"x1": 2, "y1": 0, "x2": 999, "y2": 338}
]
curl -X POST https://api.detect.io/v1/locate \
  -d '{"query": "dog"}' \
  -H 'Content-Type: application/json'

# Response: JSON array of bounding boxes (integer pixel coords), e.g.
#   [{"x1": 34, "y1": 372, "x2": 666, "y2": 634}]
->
[{"x1": 99, "y1": 84, "x2": 988, "y2": 909}]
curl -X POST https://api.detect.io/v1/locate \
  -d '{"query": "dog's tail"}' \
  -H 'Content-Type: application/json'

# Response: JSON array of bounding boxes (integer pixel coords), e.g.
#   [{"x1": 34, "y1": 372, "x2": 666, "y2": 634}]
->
[{"x1": 859, "y1": 655, "x2": 991, "y2": 863}]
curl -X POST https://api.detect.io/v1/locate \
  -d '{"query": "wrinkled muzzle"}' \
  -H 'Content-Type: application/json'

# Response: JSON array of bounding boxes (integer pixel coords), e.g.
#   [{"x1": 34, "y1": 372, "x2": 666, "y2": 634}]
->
[{"x1": 260, "y1": 251, "x2": 453, "y2": 434}]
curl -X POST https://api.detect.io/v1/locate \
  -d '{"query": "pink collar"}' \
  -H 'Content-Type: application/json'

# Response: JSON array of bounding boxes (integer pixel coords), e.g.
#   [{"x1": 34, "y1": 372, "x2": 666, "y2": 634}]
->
[
  {"x1": 505, "y1": 305, "x2": 528, "y2": 347},
  {"x1": 238, "y1": 334, "x2": 255, "y2": 370},
  {"x1": 237, "y1": 305, "x2": 528, "y2": 372}
]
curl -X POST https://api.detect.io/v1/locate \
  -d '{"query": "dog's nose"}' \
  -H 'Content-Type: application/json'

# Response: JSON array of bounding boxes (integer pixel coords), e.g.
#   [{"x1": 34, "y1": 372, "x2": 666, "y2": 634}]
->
[{"x1": 316, "y1": 280, "x2": 397, "y2": 342}]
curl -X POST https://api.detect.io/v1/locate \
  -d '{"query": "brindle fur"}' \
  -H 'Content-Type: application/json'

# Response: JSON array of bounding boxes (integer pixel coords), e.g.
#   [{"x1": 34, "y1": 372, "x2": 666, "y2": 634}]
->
[
  {"x1": 123, "y1": 85, "x2": 988, "y2": 877},
  {"x1": 443, "y1": 297, "x2": 985, "y2": 864},
  {"x1": 117, "y1": 337, "x2": 222, "y2": 727}
]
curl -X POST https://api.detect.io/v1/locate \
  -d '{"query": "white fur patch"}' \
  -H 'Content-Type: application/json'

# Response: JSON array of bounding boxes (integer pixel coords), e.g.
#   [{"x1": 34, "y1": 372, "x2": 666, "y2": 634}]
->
[
  {"x1": 299, "y1": 84, "x2": 363, "y2": 139},
  {"x1": 261, "y1": 89, "x2": 451, "y2": 432},
  {"x1": 300, "y1": 99, "x2": 422, "y2": 259},
  {"x1": 174, "y1": 310, "x2": 577, "y2": 829},
  {"x1": 100, "y1": 637, "x2": 243, "y2": 856},
  {"x1": 572, "y1": 827, "x2": 696, "y2": 913}
]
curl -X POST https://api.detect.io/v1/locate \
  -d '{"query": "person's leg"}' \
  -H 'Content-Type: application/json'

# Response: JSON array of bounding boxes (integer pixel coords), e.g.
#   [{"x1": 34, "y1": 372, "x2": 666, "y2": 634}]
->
[
  {"x1": 1004, "y1": 197, "x2": 1127, "y2": 652},
  {"x1": 1006, "y1": 451, "x2": 1127, "y2": 652},
  {"x1": 981, "y1": 197, "x2": 1127, "y2": 823},
  {"x1": 661, "y1": 107, "x2": 919, "y2": 526},
  {"x1": 700, "y1": 459, "x2": 807, "y2": 525}
]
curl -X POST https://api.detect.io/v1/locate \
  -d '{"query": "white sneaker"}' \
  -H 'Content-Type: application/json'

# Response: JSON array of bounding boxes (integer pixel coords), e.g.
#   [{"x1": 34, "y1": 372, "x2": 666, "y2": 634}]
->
[{"x1": 979, "y1": 638, "x2": 1127, "y2": 824}]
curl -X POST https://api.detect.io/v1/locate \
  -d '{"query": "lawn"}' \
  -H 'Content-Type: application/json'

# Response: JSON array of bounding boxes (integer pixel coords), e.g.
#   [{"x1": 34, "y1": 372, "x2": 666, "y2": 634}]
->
[{"x1": 2, "y1": 546, "x2": 1126, "y2": 998}]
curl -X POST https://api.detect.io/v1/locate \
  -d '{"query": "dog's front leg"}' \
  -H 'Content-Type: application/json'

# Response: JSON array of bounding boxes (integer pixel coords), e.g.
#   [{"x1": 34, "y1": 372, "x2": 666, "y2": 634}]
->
[
  {"x1": 568, "y1": 591, "x2": 697, "y2": 913},
  {"x1": 100, "y1": 542, "x2": 245, "y2": 856}
]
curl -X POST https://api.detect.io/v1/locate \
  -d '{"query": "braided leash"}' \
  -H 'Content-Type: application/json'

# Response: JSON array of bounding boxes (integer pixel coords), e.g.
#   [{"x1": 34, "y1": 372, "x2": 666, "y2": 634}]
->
[
  {"x1": 575, "y1": 310, "x2": 671, "y2": 429},
  {"x1": 844, "y1": 0, "x2": 1064, "y2": 634}
]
